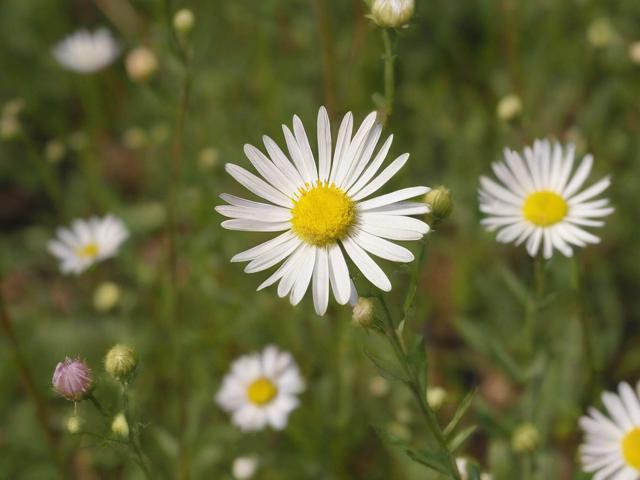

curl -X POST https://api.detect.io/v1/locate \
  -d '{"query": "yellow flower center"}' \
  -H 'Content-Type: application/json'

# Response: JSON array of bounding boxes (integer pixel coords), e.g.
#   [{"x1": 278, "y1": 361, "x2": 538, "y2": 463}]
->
[
  {"x1": 622, "y1": 428, "x2": 640, "y2": 469},
  {"x1": 522, "y1": 191, "x2": 568, "y2": 226},
  {"x1": 291, "y1": 181, "x2": 356, "y2": 246},
  {"x1": 247, "y1": 378, "x2": 277, "y2": 406},
  {"x1": 76, "y1": 242, "x2": 99, "y2": 259}
]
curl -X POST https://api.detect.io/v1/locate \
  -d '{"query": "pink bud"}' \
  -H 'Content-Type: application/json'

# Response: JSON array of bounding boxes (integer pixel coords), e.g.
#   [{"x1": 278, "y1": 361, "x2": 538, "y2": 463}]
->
[{"x1": 52, "y1": 357, "x2": 93, "y2": 401}]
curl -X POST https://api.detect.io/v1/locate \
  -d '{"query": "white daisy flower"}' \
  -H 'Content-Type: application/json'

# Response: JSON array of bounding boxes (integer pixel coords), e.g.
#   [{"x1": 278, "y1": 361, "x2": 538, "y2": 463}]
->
[
  {"x1": 48, "y1": 215, "x2": 129, "y2": 274},
  {"x1": 215, "y1": 345, "x2": 304, "y2": 432},
  {"x1": 53, "y1": 28, "x2": 119, "y2": 74},
  {"x1": 479, "y1": 139, "x2": 613, "y2": 259},
  {"x1": 579, "y1": 381, "x2": 640, "y2": 480},
  {"x1": 216, "y1": 107, "x2": 430, "y2": 315}
]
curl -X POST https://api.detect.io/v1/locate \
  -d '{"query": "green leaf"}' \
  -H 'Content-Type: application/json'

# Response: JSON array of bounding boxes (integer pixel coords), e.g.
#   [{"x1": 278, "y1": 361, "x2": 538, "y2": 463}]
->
[
  {"x1": 499, "y1": 265, "x2": 530, "y2": 305},
  {"x1": 448, "y1": 425, "x2": 477, "y2": 451},
  {"x1": 362, "y1": 347, "x2": 407, "y2": 383},
  {"x1": 444, "y1": 389, "x2": 476, "y2": 438},
  {"x1": 406, "y1": 335, "x2": 428, "y2": 389},
  {"x1": 405, "y1": 448, "x2": 451, "y2": 476}
]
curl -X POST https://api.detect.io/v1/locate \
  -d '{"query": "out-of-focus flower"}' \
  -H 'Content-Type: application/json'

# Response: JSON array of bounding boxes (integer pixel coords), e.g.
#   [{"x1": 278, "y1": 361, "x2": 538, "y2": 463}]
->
[
  {"x1": 52, "y1": 357, "x2": 93, "y2": 401},
  {"x1": 579, "y1": 381, "x2": 640, "y2": 479},
  {"x1": 0, "y1": 115, "x2": 20, "y2": 140},
  {"x1": 511, "y1": 423, "x2": 540, "y2": 453},
  {"x1": 2, "y1": 98, "x2": 25, "y2": 118},
  {"x1": 216, "y1": 107, "x2": 430, "y2": 315},
  {"x1": 66, "y1": 414, "x2": 83, "y2": 434},
  {"x1": 587, "y1": 18, "x2": 615, "y2": 49},
  {"x1": 105, "y1": 344, "x2": 137, "y2": 382},
  {"x1": 496, "y1": 94, "x2": 522, "y2": 121},
  {"x1": 48, "y1": 215, "x2": 129, "y2": 274},
  {"x1": 111, "y1": 412, "x2": 129, "y2": 437},
  {"x1": 456, "y1": 457, "x2": 492, "y2": 480},
  {"x1": 232, "y1": 456, "x2": 259, "y2": 479},
  {"x1": 216, "y1": 345, "x2": 304, "y2": 432},
  {"x1": 93, "y1": 281, "x2": 121, "y2": 312},
  {"x1": 424, "y1": 186, "x2": 452, "y2": 223},
  {"x1": 198, "y1": 147, "x2": 220, "y2": 170},
  {"x1": 53, "y1": 28, "x2": 119, "y2": 74},
  {"x1": 122, "y1": 127, "x2": 148, "y2": 149},
  {"x1": 371, "y1": 0, "x2": 414, "y2": 29},
  {"x1": 628, "y1": 42, "x2": 640, "y2": 65},
  {"x1": 45, "y1": 139, "x2": 66, "y2": 164},
  {"x1": 173, "y1": 9, "x2": 195, "y2": 35},
  {"x1": 126, "y1": 47, "x2": 158, "y2": 82},
  {"x1": 369, "y1": 375, "x2": 389, "y2": 397},
  {"x1": 68, "y1": 131, "x2": 88, "y2": 151},
  {"x1": 479, "y1": 139, "x2": 613, "y2": 259},
  {"x1": 352, "y1": 297, "x2": 374, "y2": 328},
  {"x1": 426, "y1": 386, "x2": 447, "y2": 411}
]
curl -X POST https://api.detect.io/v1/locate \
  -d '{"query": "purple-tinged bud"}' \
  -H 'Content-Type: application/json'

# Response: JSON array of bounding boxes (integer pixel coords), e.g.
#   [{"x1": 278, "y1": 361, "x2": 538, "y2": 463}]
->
[{"x1": 52, "y1": 357, "x2": 93, "y2": 401}]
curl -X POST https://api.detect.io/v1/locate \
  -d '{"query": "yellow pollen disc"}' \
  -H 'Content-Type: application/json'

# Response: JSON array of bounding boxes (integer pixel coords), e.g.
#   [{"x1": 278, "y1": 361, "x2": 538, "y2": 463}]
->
[
  {"x1": 247, "y1": 378, "x2": 277, "y2": 406},
  {"x1": 76, "y1": 243, "x2": 99, "y2": 259},
  {"x1": 622, "y1": 428, "x2": 640, "y2": 469},
  {"x1": 522, "y1": 190, "x2": 568, "y2": 227},
  {"x1": 291, "y1": 181, "x2": 356, "y2": 246}
]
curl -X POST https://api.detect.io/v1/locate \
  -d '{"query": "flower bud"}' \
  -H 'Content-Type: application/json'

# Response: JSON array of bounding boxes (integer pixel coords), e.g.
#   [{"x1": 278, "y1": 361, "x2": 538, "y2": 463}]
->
[
  {"x1": 104, "y1": 344, "x2": 137, "y2": 382},
  {"x1": 68, "y1": 131, "x2": 88, "y2": 151},
  {"x1": 424, "y1": 186, "x2": 453, "y2": 222},
  {"x1": 496, "y1": 94, "x2": 522, "y2": 121},
  {"x1": 369, "y1": 375, "x2": 389, "y2": 397},
  {"x1": 173, "y1": 9, "x2": 195, "y2": 35},
  {"x1": 511, "y1": 422, "x2": 540, "y2": 453},
  {"x1": 198, "y1": 147, "x2": 219, "y2": 170},
  {"x1": 587, "y1": 18, "x2": 614, "y2": 49},
  {"x1": 352, "y1": 297, "x2": 374, "y2": 328},
  {"x1": 371, "y1": 0, "x2": 414, "y2": 29},
  {"x1": 45, "y1": 139, "x2": 66, "y2": 164},
  {"x1": 232, "y1": 456, "x2": 259, "y2": 479},
  {"x1": 66, "y1": 414, "x2": 83, "y2": 434},
  {"x1": 52, "y1": 357, "x2": 93, "y2": 401},
  {"x1": 93, "y1": 281, "x2": 121, "y2": 312},
  {"x1": 629, "y1": 42, "x2": 640, "y2": 65},
  {"x1": 126, "y1": 47, "x2": 158, "y2": 83},
  {"x1": 426, "y1": 386, "x2": 447, "y2": 411},
  {"x1": 111, "y1": 412, "x2": 129, "y2": 437}
]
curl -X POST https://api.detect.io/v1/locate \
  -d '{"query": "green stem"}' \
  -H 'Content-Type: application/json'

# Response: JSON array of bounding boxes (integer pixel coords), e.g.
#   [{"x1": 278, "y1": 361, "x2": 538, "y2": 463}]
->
[
  {"x1": 573, "y1": 256, "x2": 597, "y2": 398},
  {"x1": 87, "y1": 393, "x2": 108, "y2": 417},
  {"x1": 123, "y1": 386, "x2": 153, "y2": 480},
  {"x1": 381, "y1": 29, "x2": 396, "y2": 121}
]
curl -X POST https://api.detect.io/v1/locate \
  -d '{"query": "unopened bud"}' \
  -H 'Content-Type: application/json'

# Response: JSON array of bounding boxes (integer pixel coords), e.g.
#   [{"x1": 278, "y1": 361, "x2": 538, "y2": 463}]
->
[
  {"x1": 126, "y1": 47, "x2": 158, "y2": 82},
  {"x1": 198, "y1": 147, "x2": 219, "y2": 170},
  {"x1": 369, "y1": 375, "x2": 389, "y2": 397},
  {"x1": 104, "y1": 344, "x2": 137, "y2": 382},
  {"x1": 371, "y1": 0, "x2": 414, "y2": 29},
  {"x1": 122, "y1": 127, "x2": 147, "y2": 149},
  {"x1": 352, "y1": 297, "x2": 374, "y2": 328},
  {"x1": 511, "y1": 422, "x2": 540, "y2": 453},
  {"x1": 3, "y1": 98, "x2": 25, "y2": 118},
  {"x1": 173, "y1": 9, "x2": 195, "y2": 35},
  {"x1": 426, "y1": 386, "x2": 447, "y2": 411},
  {"x1": 1, "y1": 115, "x2": 20, "y2": 140},
  {"x1": 424, "y1": 186, "x2": 453, "y2": 222},
  {"x1": 111, "y1": 412, "x2": 129, "y2": 437},
  {"x1": 93, "y1": 281, "x2": 120, "y2": 312},
  {"x1": 496, "y1": 94, "x2": 522, "y2": 121},
  {"x1": 66, "y1": 414, "x2": 83, "y2": 434}
]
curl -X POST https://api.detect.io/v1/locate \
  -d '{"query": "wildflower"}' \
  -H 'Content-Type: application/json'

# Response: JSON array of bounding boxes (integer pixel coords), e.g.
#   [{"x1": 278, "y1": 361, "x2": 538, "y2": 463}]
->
[
  {"x1": 479, "y1": 139, "x2": 613, "y2": 259},
  {"x1": 47, "y1": 215, "x2": 129, "y2": 274},
  {"x1": 217, "y1": 107, "x2": 430, "y2": 315},
  {"x1": 45, "y1": 139, "x2": 66, "y2": 164},
  {"x1": 512, "y1": 422, "x2": 540, "y2": 453},
  {"x1": 2, "y1": 98, "x2": 25, "y2": 118},
  {"x1": 111, "y1": 412, "x2": 129, "y2": 437},
  {"x1": 53, "y1": 28, "x2": 119, "y2": 74},
  {"x1": 93, "y1": 282, "x2": 121, "y2": 312},
  {"x1": 426, "y1": 386, "x2": 447, "y2": 411},
  {"x1": 496, "y1": 94, "x2": 522, "y2": 121},
  {"x1": 371, "y1": 0, "x2": 415, "y2": 29},
  {"x1": 105, "y1": 344, "x2": 137, "y2": 382},
  {"x1": 52, "y1": 357, "x2": 93, "y2": 401},
  {"x1": 216, "y1": 345, "x2": 304, "y2": 432},
  {"x1": 352, "y1": 297, "x2": 375, "y2": 328},
  {"x1": 173, "y1": 9, "x2": 195, "y2": 35},
  {"x1": 579, "y1": 381, "x2": 640, "y2": 479},
  {"x1": 424, "y1": 185, "x2": 453, "y2": 223},
  {"x1": 125, "y1": 47, "x2": 158, "y2": 82},
  {"x1": 629, "y1": 42, "x2": 640, "y2": 65},
  {"x1": 0, "y1": 115, "x2": 20, "y2": 140},
  {"x1": 232, "y1": 456, "x2": 259, "y2": 479}
]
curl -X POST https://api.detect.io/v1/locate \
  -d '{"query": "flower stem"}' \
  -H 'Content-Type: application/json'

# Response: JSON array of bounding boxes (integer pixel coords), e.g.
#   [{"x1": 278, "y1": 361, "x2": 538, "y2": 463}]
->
[
  {"x1": 380, "y1": 28, "x2": 396, "y2": 121},
  {"x1": 122, "y1": 385, "x2": 153, "y2": 480},
  {"x1": 573, "y1": 256, "x2": 597, "y2": 398}
]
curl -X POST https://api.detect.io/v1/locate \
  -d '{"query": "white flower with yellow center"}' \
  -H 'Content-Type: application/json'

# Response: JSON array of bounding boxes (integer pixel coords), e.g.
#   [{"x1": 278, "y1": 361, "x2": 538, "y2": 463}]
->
[
  {"x1": 216, "y1": 107, "x2": 430, "y2": 315},
  {"x1": 579, "y1": 382, "x2": 640, "y2": 480},
  {"x1": 479, "y1": 139, "x2": 613, "y2": 258},
  {"x1": 216, "y1": 345, "x2": 304, "y2": 432},
  {"x1": 48, "y1": 215, "x2": 129, "y2": 274},
  {"x1": 53, "y1": 28, "x2": 119, "y2": 74}
]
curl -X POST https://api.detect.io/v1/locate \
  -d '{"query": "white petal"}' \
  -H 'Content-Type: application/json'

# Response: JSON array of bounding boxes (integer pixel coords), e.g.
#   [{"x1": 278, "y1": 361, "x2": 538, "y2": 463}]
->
[
  {"x1": 360, "y1": 213, "x2": 429, "y2": 235},
  {"x1": 292, "y1": 114, "x2": 318, "y2": 182},
  {"x1": 221, "y1": 219, "x2": 290, "y2": 232},
  {"x1": 341, "y1": 236, "x2": 391, "y2": 292},
  {"x1": 351, "y1": 153, "x2": 409, "y2": 201},
  {"x1": 328, "y1": 244, "x2": 351, "y2": 305},
  {"x1": 317, "y1": 106, "x2": 332, "y2": 181},
  {"x1": 243, "y1": 144, "x2": 299, "y2": 195},
  {"x1": 225, "y1": 163, "x2": 292, "y2": 208},
  {"x1": 351, "y1": 229, "x2": 414, "y2": 262},
  {"x1": 568, "y1": 176, "x2": 611, "y2": 205},
  {"x1": 231, "y1": 231, "x2": 296, "y2": 263},
  {"x1": 262, "y1": 135, "x2": 305, "y2": 188},
  {"x1": 347, "y1": 135, "x2": 394, "y2": 197},
  {"x1": 244, "y1": 236, "x2": 301, "y2": 273},
  {"x1": 289, "y1": 247, "x2": 316, "y2": 306},
  {"x1": 358, "y1": 186, "x2": 429, "y2": 210},
  {"x1": 215, "y1": 204, "x2": 291, "y2": 222},
  {"x1": 334, "y1": 111, "x2": 378, "y2": 187},
  {"x1": 563, "y1": 154, "x2": 593, "y2": 198},
  {"x1": 329, "y1": 112, "x2": 353, "y2": 184},
  {"x1": 312, "y1": 247, "x2": 329, "y2": 315},
  {"x1": 365, "y1": 201, "x2": 429, "y2": 216}
]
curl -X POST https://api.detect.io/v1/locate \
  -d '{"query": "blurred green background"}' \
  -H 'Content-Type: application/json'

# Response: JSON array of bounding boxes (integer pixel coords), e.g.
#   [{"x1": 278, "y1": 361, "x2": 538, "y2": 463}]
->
[{"x1": 1, "y1": 0, "x2": 639, "y2": 478}]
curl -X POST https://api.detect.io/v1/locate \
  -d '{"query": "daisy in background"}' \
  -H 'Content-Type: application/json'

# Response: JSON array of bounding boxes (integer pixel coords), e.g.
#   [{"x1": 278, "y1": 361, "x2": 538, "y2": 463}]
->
[
  {"x1": 479, "y1": 139, "x2": 613, "y2": 259},
  {"x1": 53, "y1": 28, "x2": 119, "y2": 74},
  {"x1": 216, "y1": 345, "x2": 304, "y2": 432},
  {"x1": 579, "y1": 381, "x2": 640, "y2": 480},
  {"x1": 48, "y1": 215, "x2": 129, "y2": 274},
  {"x1": 217, "y1": 107, "x2": 430, "y2": 315}
]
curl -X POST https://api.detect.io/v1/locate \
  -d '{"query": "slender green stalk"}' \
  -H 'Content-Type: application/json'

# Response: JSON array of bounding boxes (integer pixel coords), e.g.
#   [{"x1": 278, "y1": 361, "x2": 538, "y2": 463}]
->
[
  {"x1": 122, "y1": 386, "x2": 153, "y2": 480},
  {"x1": 380, "y1": 29, "x2": 396, "y2": 121},
  {"x1": 87, "y1": 392, "x2": 107, "y2": 417},
  {"x1": 573, "y1": 256, "x2": 597, "y2": 397}
]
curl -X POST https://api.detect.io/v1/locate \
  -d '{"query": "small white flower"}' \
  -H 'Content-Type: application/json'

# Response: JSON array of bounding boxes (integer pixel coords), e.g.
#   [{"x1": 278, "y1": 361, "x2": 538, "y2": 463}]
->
[
  {"x1": 53, "y1": 28, "x2": 119, "y2": 74},
  {"x1": 48, "y1": 215, "x2": 129, "y2": 274},
  {"x1": 479, "y1": 139, "x2": 613, "y2": 259},
  {"x1": 217, "y1": 107, "x2": 430, "y2": 315},
  {"x1": 579, "y1": 382, "x2": 640, "y2": 480},
  {"x1": 232, "y1": 456, "x2": 259, "y2": 479},
  {"x1": 216, "y1": 345, "x2": 304, "y2": 432},
  {"x1": 456, "y1": 457, "x2": 492, "y2": 480}
]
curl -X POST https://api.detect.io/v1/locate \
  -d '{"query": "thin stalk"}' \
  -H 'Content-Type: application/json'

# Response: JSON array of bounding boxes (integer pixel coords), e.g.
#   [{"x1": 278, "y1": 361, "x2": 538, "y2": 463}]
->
[
  {"x1": 122, "y1": 386, "x2": 153, "y2": 480},
  {"x1": 87, "y1": 392, "x2": 108, "y2": 417},
  {"x1": 380, "y1": 29, "x2": 396, "y2": 121},
  {"x1": 573, "y1": 256, "x2": 597, "y2": 397},
  {"x1": 0, "y1": 289, "x2": 65, "y2": 477}
]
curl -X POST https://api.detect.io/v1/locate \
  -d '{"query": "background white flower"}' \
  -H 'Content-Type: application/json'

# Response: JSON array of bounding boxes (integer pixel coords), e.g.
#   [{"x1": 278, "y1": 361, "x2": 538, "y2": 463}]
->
[
  {"x1": 479, "y1": 139, "x2": 613, "y2": 259},
  {"x1": 579, "y1": 382, "x2": 640, "y2": 480},
  {"x1": 53, "y1": 28, "x2": 119, "y2": 74},
  {"x1": 48, "y1": 215, "x2": 129, "y2": 274},
  {"x1": 217, "y1": 107, "x2": 430, "y2": 315},
  {"x1": 216, "y1": 345, "x2": 304, "y2": 432},
  {"x1": 232, "y1": 456, "x2": 258, "y2": 479}
]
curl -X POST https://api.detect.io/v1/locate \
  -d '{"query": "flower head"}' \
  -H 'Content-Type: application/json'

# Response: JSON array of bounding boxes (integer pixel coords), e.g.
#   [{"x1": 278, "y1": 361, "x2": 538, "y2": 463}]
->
[
  {"x1": 371, "y1": 0, "x2": 415, "y2": 28},
  {"x1": 104, "y1": 344, "x2": 137, "y2": 382},
  {"x1": 216, "y1": 345, "x2": 304, "y2": 432},
  {"x1": 48, "y1": 215, "x2": 129, "y2": 274},
  {"x1": 52, "y1": 357, "x2": 93, "y2": 401},
  {"x1": 53, "y1": 28, "x2": 119, "y2": 74},
  {"x1": 173, "y1": 9, "x2": 195, "y2": 34},
  {"x1": 217, "y1": 107, "x2": 430, "y2": 315},
  {"x1": 479, "y1": 139, "x2": 613, "y2": 259},
  {"x1": 579, "y1": 381, "x2": 640, "y2": 479}
]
